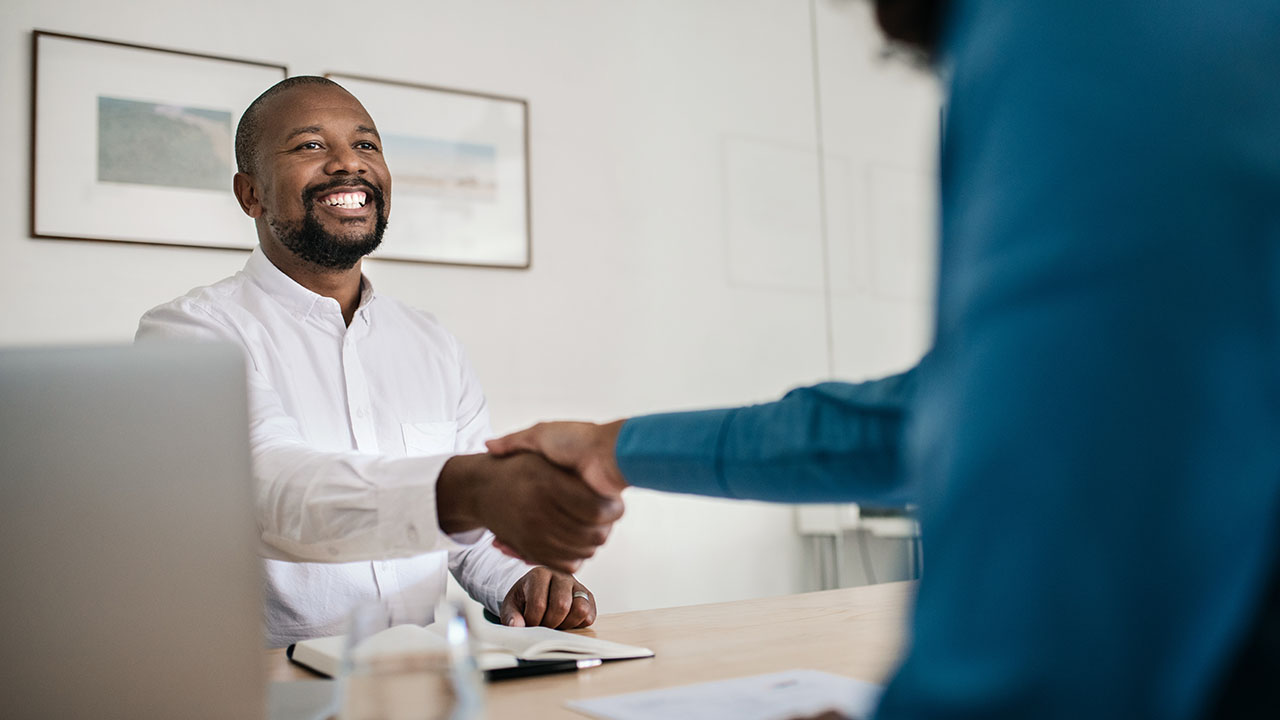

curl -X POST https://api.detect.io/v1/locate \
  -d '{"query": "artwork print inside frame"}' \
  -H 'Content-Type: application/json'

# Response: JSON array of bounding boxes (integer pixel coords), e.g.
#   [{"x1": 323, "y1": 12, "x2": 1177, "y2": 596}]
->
[
  {"x1": 325, "y1": 73, "x2": 530, "y2": 268},
  {"x1": 31, "y1": 31, "x2": 286, "y2": 250}
]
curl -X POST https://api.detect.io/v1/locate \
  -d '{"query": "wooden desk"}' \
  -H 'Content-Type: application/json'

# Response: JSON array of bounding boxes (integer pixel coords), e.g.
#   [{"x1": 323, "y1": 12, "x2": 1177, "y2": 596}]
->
[{"x1": 267, "y1": 581, "x2": 914, "y2": 719}]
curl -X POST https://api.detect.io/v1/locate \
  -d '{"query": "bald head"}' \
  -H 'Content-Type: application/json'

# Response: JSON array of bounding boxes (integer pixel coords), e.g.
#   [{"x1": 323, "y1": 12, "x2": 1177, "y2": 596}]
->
[{"x1": 235, "y1": 76, "x2": 347, "y2": 175}]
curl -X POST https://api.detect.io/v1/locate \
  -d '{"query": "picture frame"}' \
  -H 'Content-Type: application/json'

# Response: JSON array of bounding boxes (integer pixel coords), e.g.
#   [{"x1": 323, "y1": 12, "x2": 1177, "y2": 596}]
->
[
  {"x1": 31, "y1": 30, "x2": 287, "y2": 250},
  {"x1": 325, "y1": 72, "x2": 531, "y2": 269}
]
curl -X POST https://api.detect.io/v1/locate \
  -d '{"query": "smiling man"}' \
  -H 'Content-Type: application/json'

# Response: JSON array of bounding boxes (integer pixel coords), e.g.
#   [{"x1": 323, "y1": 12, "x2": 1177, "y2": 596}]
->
[{"x1": 136, "y1": 77, "x2": 618, "y2": 646}]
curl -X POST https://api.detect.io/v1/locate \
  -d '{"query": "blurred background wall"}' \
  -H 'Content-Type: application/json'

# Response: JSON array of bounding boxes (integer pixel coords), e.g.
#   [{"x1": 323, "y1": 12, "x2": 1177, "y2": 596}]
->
[{"x1": 1, "y1": 0, "x2": 939, "y2": 613}]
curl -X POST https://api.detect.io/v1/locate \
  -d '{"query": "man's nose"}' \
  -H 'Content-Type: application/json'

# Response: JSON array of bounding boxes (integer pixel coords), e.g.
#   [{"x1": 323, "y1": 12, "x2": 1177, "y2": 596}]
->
[{"x1": 324, "y1": 145, "x2": 365, "y2": 175}]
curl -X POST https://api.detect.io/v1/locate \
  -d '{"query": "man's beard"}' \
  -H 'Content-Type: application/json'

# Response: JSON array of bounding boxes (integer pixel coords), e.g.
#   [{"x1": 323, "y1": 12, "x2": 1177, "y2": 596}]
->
[{"x1": 269, "y1": 181, "x2": 388, "y2": 271}]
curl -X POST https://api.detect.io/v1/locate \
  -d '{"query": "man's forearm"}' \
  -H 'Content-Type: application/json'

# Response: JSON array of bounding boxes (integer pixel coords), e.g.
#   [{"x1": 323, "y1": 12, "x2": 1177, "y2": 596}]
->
[{"x1": 616, "y1": 371, "x2": 917, "y2": 503}]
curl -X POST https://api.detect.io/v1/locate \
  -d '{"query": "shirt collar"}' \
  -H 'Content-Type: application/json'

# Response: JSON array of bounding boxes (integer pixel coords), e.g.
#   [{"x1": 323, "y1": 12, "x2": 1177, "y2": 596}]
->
[{"x1": 244, "y1": 247, "x2": 378, "y2": 321}]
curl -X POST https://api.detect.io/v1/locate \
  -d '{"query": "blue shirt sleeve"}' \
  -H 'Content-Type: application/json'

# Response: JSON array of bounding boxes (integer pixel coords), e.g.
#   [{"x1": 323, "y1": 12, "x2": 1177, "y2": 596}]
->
[{"x1": 616, "y1": 367, "x2": 918, "y2": 505}]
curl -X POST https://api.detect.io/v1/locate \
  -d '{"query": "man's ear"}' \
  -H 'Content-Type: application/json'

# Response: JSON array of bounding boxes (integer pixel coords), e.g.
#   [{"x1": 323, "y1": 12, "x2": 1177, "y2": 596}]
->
[{"x1": 233, "y1": 172, "x2": 263, "y2": 218}]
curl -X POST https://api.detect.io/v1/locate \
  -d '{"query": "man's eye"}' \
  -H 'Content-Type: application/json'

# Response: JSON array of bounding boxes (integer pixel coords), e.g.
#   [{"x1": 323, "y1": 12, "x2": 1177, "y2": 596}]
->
[
  {"x1": 297, "y1": 141, "x2": 322, "y2": 150},
  {"x1": 357, "y1": 141, "x2": 379, "y2": 151}
]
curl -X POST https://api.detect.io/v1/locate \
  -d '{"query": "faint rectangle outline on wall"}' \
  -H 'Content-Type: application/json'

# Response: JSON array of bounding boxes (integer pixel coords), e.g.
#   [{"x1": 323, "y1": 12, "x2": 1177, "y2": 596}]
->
[
  {"x1": 30, "y1": 30, "x2": 287, "y2": 251},
  {"x1": 324, "y1": 72, "x2": 532, "y2": 269}
]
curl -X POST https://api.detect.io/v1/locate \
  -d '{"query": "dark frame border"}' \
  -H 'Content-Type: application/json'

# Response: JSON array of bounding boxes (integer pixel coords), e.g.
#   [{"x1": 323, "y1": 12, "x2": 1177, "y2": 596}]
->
[
  {"x1": 29, "y1": 29, "x2": 288, "y2": 251},
  {"x1": 325, "y1": 71, "x2": 533, "y2": 271}
]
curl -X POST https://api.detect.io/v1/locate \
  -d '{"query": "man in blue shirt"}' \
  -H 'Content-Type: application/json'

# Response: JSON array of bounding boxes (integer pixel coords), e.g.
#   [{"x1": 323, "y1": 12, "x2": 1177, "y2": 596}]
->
[{"x1": 489, "y1": 1, "x2": 1280, "y2": 716}]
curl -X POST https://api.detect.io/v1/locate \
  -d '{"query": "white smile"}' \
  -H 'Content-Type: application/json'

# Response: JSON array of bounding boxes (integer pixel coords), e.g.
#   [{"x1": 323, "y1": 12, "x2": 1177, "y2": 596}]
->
[{"x1": 321, "y1": 191, "x2": 368, "y2": 209}]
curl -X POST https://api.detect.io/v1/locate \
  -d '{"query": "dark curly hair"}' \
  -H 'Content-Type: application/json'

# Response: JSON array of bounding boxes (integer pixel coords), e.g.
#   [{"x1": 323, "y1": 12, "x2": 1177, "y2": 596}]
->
[{"x1": 872, "y1": 0, "x2": 947, "y2": 57}]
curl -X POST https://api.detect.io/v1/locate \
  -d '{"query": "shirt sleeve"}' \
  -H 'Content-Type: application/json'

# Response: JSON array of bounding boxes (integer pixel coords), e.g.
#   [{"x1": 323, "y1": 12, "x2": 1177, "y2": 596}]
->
[
  {"x1": 615, "y1": 367, "x2": 918, "y2": 505},
  {"x1": 136, "y1": 300, "x2": 471, "y2": 563},
  {"x1": 448, "y1": 533, "x2": 534, "y2": 616}
]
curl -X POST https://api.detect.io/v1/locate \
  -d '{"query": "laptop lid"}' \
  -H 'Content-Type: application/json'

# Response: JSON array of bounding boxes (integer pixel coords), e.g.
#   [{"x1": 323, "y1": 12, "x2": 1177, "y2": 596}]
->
[{"x1": 0, "y1": 343, "x2": 265, "y2": 719}]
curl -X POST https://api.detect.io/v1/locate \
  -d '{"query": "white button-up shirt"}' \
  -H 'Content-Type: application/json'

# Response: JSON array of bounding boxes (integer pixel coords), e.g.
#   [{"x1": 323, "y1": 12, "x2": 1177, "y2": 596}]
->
[{"x1": 137, "y1": 249, "x2": 531, "y2": 646}]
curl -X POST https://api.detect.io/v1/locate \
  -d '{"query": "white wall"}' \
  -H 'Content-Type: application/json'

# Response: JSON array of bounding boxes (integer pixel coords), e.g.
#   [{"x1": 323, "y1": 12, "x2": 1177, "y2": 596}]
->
[{"x1": 2, "y1": 0, "x2": 938, "y2": 613}]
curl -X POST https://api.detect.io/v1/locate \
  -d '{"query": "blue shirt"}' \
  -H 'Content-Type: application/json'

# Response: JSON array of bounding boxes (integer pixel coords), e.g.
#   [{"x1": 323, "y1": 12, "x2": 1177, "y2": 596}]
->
[{"x1": 617, "y1": 1, "x2": 1280, "y2": 716}]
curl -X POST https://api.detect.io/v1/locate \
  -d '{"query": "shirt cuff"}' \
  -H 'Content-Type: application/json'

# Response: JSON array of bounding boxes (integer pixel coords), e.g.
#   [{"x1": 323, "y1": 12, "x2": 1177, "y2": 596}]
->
[
  {"x1": 489, "y1": 560, "x2": 536, "y2": 615},
  {"x1": 374, "y1": 454, "x2": 479, "y2": 556}
]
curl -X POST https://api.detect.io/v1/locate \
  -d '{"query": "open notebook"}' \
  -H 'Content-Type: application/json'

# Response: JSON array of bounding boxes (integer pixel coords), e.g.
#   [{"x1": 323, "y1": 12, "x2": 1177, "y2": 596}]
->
[{"x1": 288, "y1": 621, "x2": 654, "y2": 678}]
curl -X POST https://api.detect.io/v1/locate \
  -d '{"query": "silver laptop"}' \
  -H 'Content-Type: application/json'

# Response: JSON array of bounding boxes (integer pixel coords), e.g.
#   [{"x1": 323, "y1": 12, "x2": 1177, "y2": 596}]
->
[{"x1": 0, "y1": 343, "x2": 266, "y2": 719}]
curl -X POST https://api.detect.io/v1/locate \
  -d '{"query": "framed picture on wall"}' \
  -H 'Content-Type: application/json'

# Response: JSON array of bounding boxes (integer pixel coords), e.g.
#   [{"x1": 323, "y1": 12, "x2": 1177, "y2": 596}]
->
[
  {"x1": 325, "y1": 72, "x2": 531, "y2": 269},
  {"x1": 31, "y1": 30, "x2": 286, "y2": 250}
]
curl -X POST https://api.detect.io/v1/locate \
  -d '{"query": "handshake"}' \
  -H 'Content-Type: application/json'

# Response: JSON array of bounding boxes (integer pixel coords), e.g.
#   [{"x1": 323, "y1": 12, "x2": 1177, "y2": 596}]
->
[{"x1": 436, "y1": 420, "x2": 631, "y2": 573}]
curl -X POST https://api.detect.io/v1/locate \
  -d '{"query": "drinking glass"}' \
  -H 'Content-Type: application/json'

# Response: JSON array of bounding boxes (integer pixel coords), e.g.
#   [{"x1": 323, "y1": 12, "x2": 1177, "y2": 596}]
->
[{"x1": 336, "y1": 600, "x2": 482, "y2": 720}]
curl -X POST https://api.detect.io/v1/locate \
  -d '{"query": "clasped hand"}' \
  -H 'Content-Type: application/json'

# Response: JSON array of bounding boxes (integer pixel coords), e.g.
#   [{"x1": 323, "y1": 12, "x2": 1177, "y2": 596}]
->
[
  {"x1": 436, "y1": 422, "x2": 627, "y2": 573},
  {"x1": 481, "y1": 420, "x2": 630, "y2": 565},
  {"x1": 486, "y1": 420, "x2": 629, "y2": 497}
]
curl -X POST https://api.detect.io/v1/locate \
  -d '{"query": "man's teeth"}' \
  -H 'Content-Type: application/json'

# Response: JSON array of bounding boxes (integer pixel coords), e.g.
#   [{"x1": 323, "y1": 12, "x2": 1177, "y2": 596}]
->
[{"x1": 323, "y1": 191, "x2": 367, "y2": 208}]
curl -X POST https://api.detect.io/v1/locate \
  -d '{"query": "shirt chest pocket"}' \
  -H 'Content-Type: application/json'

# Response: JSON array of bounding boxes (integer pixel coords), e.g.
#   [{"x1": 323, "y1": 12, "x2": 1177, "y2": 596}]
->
[{"x1": 401, "y1": 421, "x2": 458, "y2": 457}]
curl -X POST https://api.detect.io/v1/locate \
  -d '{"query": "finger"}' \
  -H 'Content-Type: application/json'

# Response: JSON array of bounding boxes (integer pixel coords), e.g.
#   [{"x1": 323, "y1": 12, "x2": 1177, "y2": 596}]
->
[
  {"x1": 486, "y1": 426, "x2": 543, "y2": 457},
  {"x1": 541, "y1": 499, "x2": 618, "y2": 548},
  {"x1": 521, "y1": 569, "x2": 552, "y2": 628},
  {"x1": 501, "y1": 537, "x2": 584, "y2": 574},
  {"x1": 530, "y1": 540, "x2": 596, "y2": 573},
  {"x1": 500, "y1": 582, "x2": 526, "y2": 627},
  {"x1": 535, "y1": 530, "x2": 604, "y2": 568},
  {"x1": 591, "y1": 522, "x2": 615, "y2": 547},
  {"x1": 598, "y1": 496, "x2": 625, "y2": 524},
  {"x1": 551, "y1": 483, "x2": 626, "y2": 526},
  {"x1": 538, "y1": 524, "x2": 612, "y2": 563},
  {"x1": 555, "y1": 492, "x2": 625, "y2": 527},
  {"x1": 565, "y1": 583, "x2": 595, "y2": 628},
  {"x1": 537, "y1": 572, "x2": 574, "y2": 629},
  {"x1": 581, "y1": 469, "x2": 627, "y2": 499},
  {"x1": 499, "y1": 545, "x2": 579, "y2": 575},
  {"x1": 512, "y1": 487, "x2": 614, "y2": 555},
  {"x1": 539, "y1": 556, "x2": 584, "y2": 575},
  {"x1": 499, "y1": 525, "x2": 592, "y2": 573}
]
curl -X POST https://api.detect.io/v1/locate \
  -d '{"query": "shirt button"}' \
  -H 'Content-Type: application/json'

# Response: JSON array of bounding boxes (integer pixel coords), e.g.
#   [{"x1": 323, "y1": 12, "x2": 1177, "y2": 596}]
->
[{"x1": 356, "y1": 408, "x2": 368, "y2": 419}]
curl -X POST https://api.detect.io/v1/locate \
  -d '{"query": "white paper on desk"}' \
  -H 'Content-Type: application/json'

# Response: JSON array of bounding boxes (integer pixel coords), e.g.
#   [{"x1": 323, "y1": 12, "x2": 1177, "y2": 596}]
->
[{"x1": 566, "y1": 669, "x2": 883, "y2": 720}]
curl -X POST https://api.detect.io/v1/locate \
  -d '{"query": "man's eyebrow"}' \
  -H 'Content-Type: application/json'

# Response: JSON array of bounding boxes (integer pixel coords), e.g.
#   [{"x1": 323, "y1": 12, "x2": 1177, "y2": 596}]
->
[
  {"x1": 283, "y1": 126, "x2": 323, "y2": 143},
  {"x1": 280, "y1": 124, "x2": 381, "y2": 145}
]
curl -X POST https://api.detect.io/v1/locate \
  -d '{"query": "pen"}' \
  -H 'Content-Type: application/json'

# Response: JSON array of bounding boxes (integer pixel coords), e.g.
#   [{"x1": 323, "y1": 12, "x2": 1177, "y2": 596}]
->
[{"x1": 484, "y1": 658, "x2": 602, "y2": 681}]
